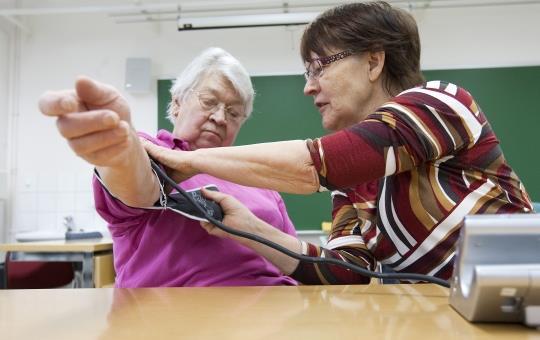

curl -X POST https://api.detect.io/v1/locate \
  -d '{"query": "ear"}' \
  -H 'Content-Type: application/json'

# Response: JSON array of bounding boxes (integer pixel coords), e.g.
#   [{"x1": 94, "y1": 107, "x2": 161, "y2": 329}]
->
[
  {"x1": 172, "y1": 97, "x2": 181, "y2": 118},
  {"x1": 367, "y1": 51, "x2": 385, "y2": 83}
]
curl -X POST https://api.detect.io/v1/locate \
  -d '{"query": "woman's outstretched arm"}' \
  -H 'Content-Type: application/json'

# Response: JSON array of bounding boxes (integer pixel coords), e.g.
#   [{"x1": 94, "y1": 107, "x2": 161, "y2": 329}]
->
[{"x1": 143, "y1": 139, "x2": 320, "y2": 194}]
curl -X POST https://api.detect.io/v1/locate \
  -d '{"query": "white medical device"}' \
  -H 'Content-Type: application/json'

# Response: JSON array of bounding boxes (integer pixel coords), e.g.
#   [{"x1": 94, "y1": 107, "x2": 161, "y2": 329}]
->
[{"x1": 449, "y1": 214, "x2": 540, "y2": 327}]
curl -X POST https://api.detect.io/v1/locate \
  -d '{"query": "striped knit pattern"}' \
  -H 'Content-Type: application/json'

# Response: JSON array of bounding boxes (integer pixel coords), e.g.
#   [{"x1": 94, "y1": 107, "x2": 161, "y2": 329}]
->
[{"x1": 291, "y1": 81, "x2": 532, "y2": 285}]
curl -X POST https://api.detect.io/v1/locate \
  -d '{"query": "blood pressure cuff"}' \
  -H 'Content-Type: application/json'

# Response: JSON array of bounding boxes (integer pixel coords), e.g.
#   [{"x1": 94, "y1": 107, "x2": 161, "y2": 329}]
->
[
  {"x1": 157, "y1": 185, "x2": 224, "y2": 222},
  {"x1": 94, "y1": 168, "x2": 223, "y2": 223}
]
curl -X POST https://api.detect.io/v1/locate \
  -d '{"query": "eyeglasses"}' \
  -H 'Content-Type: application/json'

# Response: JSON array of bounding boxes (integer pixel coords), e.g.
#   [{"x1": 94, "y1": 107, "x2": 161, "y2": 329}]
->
[
  {"x1": 304, "y1": 50, "x2": 355, "y2": 81},
  {"x1": 190, "y1": 91, "x2": 246, "y2": 124}
]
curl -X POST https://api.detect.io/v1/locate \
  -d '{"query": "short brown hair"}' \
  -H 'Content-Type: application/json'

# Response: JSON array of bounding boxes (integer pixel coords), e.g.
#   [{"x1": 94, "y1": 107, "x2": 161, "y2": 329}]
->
[{"x1": 300, "y1": 1, "x2": 424, "y2": 96}]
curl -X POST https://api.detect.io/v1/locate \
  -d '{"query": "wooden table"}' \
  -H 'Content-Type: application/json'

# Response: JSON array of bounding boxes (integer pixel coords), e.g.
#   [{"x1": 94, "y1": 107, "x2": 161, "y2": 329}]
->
[
  {"x1": 0, "y1": 284, "x2": 537, "y2": 339},
  {"x1": 0, "y1": 239, "x2": 114, "y2": 288}
]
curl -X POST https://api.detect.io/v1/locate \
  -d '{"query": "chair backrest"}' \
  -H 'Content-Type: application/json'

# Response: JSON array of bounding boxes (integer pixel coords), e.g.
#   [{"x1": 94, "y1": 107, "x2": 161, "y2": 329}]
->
[{"x1": 4, "y1": 252, "x2": 75, "y2": 289}]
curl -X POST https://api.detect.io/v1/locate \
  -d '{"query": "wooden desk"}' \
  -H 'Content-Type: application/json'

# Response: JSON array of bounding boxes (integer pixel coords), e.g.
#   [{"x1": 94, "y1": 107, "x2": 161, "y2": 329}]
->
[
  {"x1": 0, "y1": 239, "x2": 114, "y2": 288},
  {"x1": 0, "y1": 284, "x2": 537, "y2": 339}
]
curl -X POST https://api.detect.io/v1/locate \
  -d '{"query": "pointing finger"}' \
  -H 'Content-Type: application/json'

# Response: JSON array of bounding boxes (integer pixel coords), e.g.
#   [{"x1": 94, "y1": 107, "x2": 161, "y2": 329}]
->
[{"x1": 38, "y1": 90, "x2": 87, "y2": 116}]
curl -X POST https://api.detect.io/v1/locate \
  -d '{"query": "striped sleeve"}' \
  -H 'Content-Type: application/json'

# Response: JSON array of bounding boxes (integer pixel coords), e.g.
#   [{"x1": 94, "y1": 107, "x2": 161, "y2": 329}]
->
[
  {"x1": 290, "y1": 191, "x2": 375, "y2": 285},
  {"x1": 309, "y1": 81, "x2": 485, "y2": 190}
]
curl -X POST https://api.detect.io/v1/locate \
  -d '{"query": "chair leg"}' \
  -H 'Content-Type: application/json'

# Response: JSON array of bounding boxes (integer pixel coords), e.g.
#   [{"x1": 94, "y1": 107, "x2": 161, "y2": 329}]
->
[{"x1": 72, "y1": 270, "x2": 83, "y2": 288}]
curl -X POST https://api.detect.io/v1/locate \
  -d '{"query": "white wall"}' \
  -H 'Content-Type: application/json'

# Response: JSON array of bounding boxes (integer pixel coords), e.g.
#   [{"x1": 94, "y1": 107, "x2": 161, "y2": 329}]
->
[
  {"x1": 0, "y1": 26, "x2": 8, "y2": 176},
  {"x1": 4, "y1": 2, "x2": 540, "y2": 239},
  {"x1": 0, "y1": 26, "x2": 7, "y2": 243},
  {"x1": 0, "y1": 11, "x2": 16, "y2": 243},
  {"x1": 416, "y1": 5, "x2": 540, "y2": 69}
]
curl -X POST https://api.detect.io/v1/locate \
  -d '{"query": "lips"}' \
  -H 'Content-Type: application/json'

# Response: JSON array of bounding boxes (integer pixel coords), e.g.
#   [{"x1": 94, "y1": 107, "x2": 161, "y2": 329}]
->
[
  {"x1": 315, "y1": 97, "x2": 329, "y2": 107},
  {"x1": 202, "y1": 130, "x2": 222, "y2": 139},
  {"x1": 316, "y1": 102, "x2": 329, "y2": 113}
]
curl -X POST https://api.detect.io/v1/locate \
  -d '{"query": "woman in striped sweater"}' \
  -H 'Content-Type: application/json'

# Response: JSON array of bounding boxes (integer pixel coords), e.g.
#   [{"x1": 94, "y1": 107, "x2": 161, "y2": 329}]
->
[{"x1": 147, "y1": 1, "x2": 533, "y2": 285}]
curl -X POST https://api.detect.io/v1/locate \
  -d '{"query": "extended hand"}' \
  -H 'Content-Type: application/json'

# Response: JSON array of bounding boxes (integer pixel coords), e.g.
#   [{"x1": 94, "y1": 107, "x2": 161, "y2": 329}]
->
[
  {"x1": 199, "y1": 188, "x2": 302, "y2": 275},
  {"x1": 141, "y1": 139, "x2": 199, "y2": 182},
  {"x1": 199, "y1": 188, "x2": 260, "y2": 242},
  {"x1": 39, "y1": 76, "x2": 136, "y2": 167}
]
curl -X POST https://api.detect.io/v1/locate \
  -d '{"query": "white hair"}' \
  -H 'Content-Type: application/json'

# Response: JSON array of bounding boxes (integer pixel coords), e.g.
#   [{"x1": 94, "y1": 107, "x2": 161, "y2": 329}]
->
[{"x1": 167, "y1": 47, "x2": 254, "y2": 124}]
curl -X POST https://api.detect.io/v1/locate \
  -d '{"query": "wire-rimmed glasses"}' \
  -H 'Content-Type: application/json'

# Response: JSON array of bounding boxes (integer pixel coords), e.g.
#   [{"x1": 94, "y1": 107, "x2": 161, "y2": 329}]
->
[
  {"x1": 189, "y1": 91, "x2": 246, "y2": 124},
  {"x1": 304, "y1": 50, "x2": 355, "y2": 81}
]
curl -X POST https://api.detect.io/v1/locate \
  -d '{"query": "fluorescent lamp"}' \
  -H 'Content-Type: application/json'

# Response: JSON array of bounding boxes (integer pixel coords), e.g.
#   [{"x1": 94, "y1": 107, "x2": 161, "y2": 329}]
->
[{"x1": 177, "y1": 12, "x2": 319, "y2": 31}]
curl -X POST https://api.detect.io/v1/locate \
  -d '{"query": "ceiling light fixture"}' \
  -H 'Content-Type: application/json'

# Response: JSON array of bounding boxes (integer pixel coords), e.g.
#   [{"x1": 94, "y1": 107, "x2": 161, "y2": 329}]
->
[{"x1": 177, "y1": 12, "x2": 319, "y2": 31}]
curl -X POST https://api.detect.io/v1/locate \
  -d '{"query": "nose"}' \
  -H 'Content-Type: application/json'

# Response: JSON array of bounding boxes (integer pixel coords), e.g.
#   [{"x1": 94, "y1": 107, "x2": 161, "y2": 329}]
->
[
  {"x1": 303, "y1": 77, "x2": 319, "y2": 97},
  {"x1": 209, "y1": 105, "x2": 227, "y2": 125}
]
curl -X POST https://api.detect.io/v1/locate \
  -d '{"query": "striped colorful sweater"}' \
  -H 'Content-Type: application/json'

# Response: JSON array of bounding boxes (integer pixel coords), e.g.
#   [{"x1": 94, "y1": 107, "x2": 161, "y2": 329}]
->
[{"x1": 291, "y1": 81, "x2": 532, "y2": 285}]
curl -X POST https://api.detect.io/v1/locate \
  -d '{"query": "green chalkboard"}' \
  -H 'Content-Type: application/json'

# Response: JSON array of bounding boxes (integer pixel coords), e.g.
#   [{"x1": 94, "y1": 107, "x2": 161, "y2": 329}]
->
[
  {"x1": 158, "y1": 66, "x2": 540, "y2": 229},
  {"x1": 158, "y1": 76, "x2": 330, "y2": 230},
  {"x1": 422, "y1": 67, "x2": 540, "y2": 205}
]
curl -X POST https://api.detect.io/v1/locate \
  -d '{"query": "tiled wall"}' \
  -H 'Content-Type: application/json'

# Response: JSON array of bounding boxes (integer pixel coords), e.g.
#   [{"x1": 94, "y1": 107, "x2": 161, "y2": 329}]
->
[{"x1": 10, "y1": 170, "x2": 107, "y2": 238}]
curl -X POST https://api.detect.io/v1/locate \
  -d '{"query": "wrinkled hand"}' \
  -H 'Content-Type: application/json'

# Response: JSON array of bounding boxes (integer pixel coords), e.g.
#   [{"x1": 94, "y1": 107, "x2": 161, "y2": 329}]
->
[
  {"x1": 199, "y1": 188, "x2": 260, "y2": 242},
  {"x1": 141, "y1": 139, "x2": 199, "y2": 182},
  {"x1": 39, "y1": 76, "x2": 135, "y2": 167}
]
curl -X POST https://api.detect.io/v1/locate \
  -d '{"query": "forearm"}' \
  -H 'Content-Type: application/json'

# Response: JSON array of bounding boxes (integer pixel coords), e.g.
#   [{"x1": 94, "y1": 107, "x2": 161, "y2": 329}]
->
[
  {"x1": 233, "y1": 218, "x2": 302, "y2": 275},
  {"x1": 232, "y1": 218, "x2": 375, "y2": 283},
  {"x1": 97, "y1": 131, "x2": 159, "y2": 207},
  {"x1": 190, "y1": 140, "x2": 319, "y2": 194}
]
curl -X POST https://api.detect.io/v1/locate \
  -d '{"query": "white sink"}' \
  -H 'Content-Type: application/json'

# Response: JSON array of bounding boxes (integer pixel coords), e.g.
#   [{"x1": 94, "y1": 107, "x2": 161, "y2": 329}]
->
[{"x1": 15, "y1": 231, "x2": 66, "y2": 242}]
